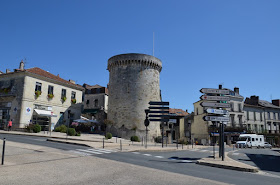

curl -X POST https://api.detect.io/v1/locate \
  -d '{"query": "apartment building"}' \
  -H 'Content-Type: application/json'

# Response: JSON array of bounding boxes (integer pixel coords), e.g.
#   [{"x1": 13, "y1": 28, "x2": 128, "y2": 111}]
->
[{"x1": 0, "y1": 61, "x2": 84, "y2": 130}]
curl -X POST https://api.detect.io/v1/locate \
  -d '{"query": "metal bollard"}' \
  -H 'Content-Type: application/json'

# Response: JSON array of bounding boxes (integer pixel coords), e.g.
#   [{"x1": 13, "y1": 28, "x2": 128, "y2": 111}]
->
[
  {"x1": 176, "y1": 139, "x2": 178, "y2": 149},
  {"x1": 103, "y1": 138, "x2": 104, "y2": 149},
  {"x1": 142, "y1": 137, "x2": 143, "y2": 146},
  {"x1": 233, "y1": 144, "x2": 235, "y2": 151},
  {"x1": 120, "y1": 140, "x2": 122, "y2": 151},
  {"x1": 2, "y1": 138, "x2": 6, "y2": 165},
  {"x1": 166, "y1": 138, "x2": 167, "y2": 147},
  {"x1": 182, "y1": 143, "x2": 183, "y2": 149},
  {"x1": 116, "y1": 136, "x2": 117, "y2": 143}
]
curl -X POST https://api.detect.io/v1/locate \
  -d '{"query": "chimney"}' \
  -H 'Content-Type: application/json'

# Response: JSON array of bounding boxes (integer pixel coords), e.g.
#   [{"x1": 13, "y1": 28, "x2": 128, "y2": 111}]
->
[
  {"x1": 6, "y1": 69, "x2": 10, "y2": 73},
  {"x1": 272, "y1": 99, "x2": 280, "y2": 107},
  {"x1": 19, "y1": 60, "x2": 25, "y2": 70},
  {"x1": 69, "y1": 79, "x2": 75, "y2": 84},
  {"x1": 234, "y1": 87, "x2": 239, "y2": 94},
  {"x1": 219, "y1": 84, "x2": 222, "y2": 89},
  {"x1": 57, "y1": 74, "x2": 60, "y2": 77}
]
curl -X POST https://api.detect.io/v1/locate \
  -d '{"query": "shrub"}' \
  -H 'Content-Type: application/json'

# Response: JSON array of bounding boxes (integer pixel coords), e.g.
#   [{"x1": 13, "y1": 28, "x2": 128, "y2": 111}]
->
[
  {"x1": 154, "y1": 136, "x2": 162, "y2": 143},
  {"x1": 71, "y1": 98, "x2": 76, "y2": 104},
  {"x1": 48, "y1": 94, "x2": 54, "y2": 99},
  {"x1": 131, "y1": 136, "x2": 140, "y2": 142},
  {"x1": 33, "y1": 124, "x2": 41, "y2": 133},
  {"x1": 26, "y1": 124, "x2": 34, "y2": 132},
  {"x1": 61, "y1": 96, "x2": 67, "y2": 102},
  {"x1": 106, "y1": 132, "x2": 112, "y2": 139},
  {"x1": 67, "y1": 128, "x2": 76, "y2": 136},
  {"x1": 76, "y1": 131, "x2": 81, "y2": 136},
  {"x1": 54, "y1": 125, "x2": 67, "y2": 133},
  {"x1": 35, "y1": 90, "x2": 41, "y2": 98}
]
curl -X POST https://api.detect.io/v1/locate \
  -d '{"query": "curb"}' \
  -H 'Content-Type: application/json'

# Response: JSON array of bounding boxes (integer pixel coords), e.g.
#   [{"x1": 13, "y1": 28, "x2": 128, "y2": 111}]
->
[
  {"x1": 196, "y1": 160, "x2": 259, "y2": 173},
  {"x1": 46, "y1": 139, "x2": 91, "y2": 147}
]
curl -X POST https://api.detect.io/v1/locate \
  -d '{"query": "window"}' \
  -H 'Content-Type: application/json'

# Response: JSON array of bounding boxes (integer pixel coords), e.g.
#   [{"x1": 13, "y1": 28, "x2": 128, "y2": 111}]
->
[
  {"x1": 267, "y1": 112, "x2": 271, "y2": 120},
  {"x1": 231, "y1": 115, "x2": 234, "y2": 125},
  {"x1": 260, "y1": 112, "x2": 263, "y2": 121},
  {"x1": 231, "y1": 103, "x2": 234, "y2": 111},
  {"x1": 273, "y1": 113, "x2": 276, "y2": 120},
  {"x1": 252, "y1": 138, "x2": 255, "y2": 142},
  {"x1": 61, "y1": 89, "x2": 66, "y2": 98},
  {"x1": 48, "y1": 85, "x2": 54, "y2": 95},
  {"x1": 247, "y1": 111, "x2": 249, "y2": 120},
  {"x1": 86, "y1": 100, "x2": 89, "y2": 104},
  {"x1": 238, "y1": 115, "x2": 242, "y2": 125},
  {"x1": 254, "y1": 112, "x2": 256, "y2": 121},
  {"x1": 278, "y1": 113, "x2": 280, "y2": 120},
  {"x1": 94, "y1": 99, "x2": 98, "y2": 107},
  {"x1": 238, "y1": 104, "x2": 242, "y2": 112},
  {"x1": 71, "y1": 91, "x2": 76, "y2": 99},
  {"x1": 196, "y1": 108, "x2": 199, "y2": 115},
  {"x1": 260, "y1": 138, "x2": 262, "y2": 141},
  {"x1": 35, "y1": 82, "x2": 42, "y2": 92},
  {"x1": 256, "y1": 138, "x2": 258, "y2": 141}
]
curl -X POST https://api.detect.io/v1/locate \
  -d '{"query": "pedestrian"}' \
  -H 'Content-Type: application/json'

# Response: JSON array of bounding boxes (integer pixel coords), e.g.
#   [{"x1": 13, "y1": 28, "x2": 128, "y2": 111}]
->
[{"x1": 8, "y1": 119, "x2": 12, "y2": 131}]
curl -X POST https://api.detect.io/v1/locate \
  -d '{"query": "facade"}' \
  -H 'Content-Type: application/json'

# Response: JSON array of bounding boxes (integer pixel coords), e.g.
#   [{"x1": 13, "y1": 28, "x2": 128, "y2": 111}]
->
[
  {"x1": 192, "y1": 87, "x2": 244, "y2": 145},
  {"x1": 0, "y1": 61, "x2": 84, "y2": 130},
  {"x1": 107, "y1": 53, "x2": 162, "y2": 140},
  {"x1": 82, "y1": 83, "x2": 108, "y2": 127},
  {"x1": 244, "y1": 96, "x2": 280, "y2": 134}
]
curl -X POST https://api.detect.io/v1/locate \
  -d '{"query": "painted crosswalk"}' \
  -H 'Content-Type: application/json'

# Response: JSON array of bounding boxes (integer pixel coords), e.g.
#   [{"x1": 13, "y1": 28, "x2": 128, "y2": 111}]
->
[{"x1": 69, "y1": 148, "x2": 117, "y2": 156}]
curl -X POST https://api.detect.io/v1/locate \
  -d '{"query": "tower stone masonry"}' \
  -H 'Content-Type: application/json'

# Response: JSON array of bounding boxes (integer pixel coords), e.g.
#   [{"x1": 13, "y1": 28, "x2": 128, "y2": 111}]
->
[{"x1": 107, "y1": 53, "x2": 162, "y2": 140}]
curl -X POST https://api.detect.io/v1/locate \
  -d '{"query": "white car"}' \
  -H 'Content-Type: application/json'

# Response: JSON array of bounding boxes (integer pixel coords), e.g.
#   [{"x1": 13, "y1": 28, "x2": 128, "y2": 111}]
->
[{"x1": 264, "y1": 142, "x2": 272, "y2": 149}]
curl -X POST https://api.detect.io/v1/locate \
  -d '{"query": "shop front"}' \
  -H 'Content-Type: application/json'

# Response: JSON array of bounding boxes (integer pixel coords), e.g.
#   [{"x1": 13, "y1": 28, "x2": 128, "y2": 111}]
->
[{"x1": 32, "y1": 104, "x2": 57, "y2": 131}]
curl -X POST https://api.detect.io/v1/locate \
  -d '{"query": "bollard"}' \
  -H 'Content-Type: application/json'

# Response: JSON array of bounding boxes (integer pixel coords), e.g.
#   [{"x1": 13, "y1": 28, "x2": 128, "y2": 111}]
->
[
  {"x1": 103, "y1": 138, "x2": 104, "y2": 149},
  {"x1": 166, "y1": 138, "x2": 167, "y2": 147},
  {"x1": 142, "y1": 137, "x2": 143, "y2": 146},
  {"x1": 233, "y1": 144, "x2": 235, "y2": 151},
  {"x1": 116, "y1": 136, "x2": 117, "y2": 143},
  {"x1": 182, "y1": 143, "x2": 183, "y2": 149},
  {"x1": 176, "y1": 139, "x2": 178, "y2": 149},
  {"x1": 120, "y1": 140, "x2": 122, "y2": 151},
  {"x1": 2, "y1": 138, "x2": 6, "y2": 165}
]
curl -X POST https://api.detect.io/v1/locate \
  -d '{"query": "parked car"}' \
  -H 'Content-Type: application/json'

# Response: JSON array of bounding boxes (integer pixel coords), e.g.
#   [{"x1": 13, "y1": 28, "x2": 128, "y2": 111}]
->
[{"x1": 264, "y1": 142, "x2": 272, "y2": 149}]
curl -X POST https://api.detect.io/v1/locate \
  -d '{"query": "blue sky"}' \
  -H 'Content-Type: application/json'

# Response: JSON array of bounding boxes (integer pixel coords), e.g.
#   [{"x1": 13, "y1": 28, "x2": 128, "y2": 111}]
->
[{"x1": 1, "y1": 0, "x2": 280, "y2": 112}]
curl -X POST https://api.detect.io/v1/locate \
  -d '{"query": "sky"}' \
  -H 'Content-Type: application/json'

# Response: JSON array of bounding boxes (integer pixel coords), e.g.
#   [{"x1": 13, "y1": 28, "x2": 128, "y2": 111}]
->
[{"x1": 1, "y1": 0, "x2": 280, "y2": 112}]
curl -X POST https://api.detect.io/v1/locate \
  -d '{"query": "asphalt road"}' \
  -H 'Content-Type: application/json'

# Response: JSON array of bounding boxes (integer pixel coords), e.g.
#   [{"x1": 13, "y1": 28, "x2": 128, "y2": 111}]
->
[
  {"x1": 228, "y1": 148, "x2": 280, "y2": 177},
  {"x1": 1, "y1": 134, "x2": 279, "y2": 185}
]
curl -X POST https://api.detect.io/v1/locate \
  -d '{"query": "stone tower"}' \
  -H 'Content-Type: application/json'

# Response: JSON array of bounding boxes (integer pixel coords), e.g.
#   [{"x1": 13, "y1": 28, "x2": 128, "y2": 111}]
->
[{"x1": 107, "y1": 53, "x2": 162, "y2": 140}]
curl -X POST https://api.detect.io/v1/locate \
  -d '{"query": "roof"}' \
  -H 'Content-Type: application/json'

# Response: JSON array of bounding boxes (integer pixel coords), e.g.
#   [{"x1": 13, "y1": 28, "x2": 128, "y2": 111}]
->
[
  {"x1": 259, "y1": 100, "x2": 280, "y2": 109},
  {"x1": 169, "y1": 108, "x2": 189, "y2": 116},
  {"x1": 26, "y1": 67, "x2": 83, "y2": 89},
  {"x1": 83, "y1": 83, "x2": 104, "y2": 89}
]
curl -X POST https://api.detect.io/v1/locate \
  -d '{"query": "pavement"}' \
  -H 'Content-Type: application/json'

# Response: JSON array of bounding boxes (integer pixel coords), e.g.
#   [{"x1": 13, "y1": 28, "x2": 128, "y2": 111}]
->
[{"x1": 0, "y1": 130, "x2": 259, "y2": 173}]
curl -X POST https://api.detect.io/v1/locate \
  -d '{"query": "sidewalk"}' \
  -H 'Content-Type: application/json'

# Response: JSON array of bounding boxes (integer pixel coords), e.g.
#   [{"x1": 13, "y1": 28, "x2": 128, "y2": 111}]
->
[{"x1": 0, "y1": 130, "x2": 259, "y2": 173}]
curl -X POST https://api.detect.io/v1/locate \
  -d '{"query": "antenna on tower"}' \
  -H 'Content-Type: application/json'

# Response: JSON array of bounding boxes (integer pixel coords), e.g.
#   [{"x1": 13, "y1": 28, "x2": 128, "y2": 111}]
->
[
  {"x1": 153, "y1": 32, "x2": 154, "y2": 56},
  {"x1": 270, "y1": 94, "x2": 273, "y2": 101}
]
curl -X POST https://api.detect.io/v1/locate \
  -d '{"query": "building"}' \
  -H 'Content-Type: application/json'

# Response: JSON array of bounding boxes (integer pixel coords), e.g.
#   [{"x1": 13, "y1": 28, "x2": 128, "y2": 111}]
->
[
  {"x1": 192, "y1": 86, "x2": 244, "y2": 145},
  {"x1": 82, "y1": 83, "x2": 108, "y2": 128},
  {"x1": 0, "y1": 61, "x2": 84, "y2": 131},
  {"x1": 107, "y1": 53, "x2": 162, "y2": 140},
  {"x1": 244, "y1": 96, "x2": 280, "y2": 134}
]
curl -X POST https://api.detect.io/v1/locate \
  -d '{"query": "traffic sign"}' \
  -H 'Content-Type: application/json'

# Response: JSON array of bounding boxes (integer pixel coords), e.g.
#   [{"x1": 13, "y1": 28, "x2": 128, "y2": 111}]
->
[
  {"x1": 144, "y1": 118, "x2": 150, "y2": 127},
  {"x1": 200, "y1": 102, "x2": 230, "y2": 108},
  {"x1": 200, "y1": 88, "x2": 230, "y2": 95},
  {"x1": 203, "y1": 116, "x2": 230, "y2": 122},
  {"x1": 148, "y1": 111, "x2": 169, "y2": 114},
  {"x1": 148, "y1": 115, "x2": 169, "y2": 118},
  {"x1": 206, "y1": 108, "x2": 229, "y2": 115},
  {"x1": 149, "y1": 102, "x2": 169, "y2": 106},
  {"x1": 200, "y1": 95, "x2": 230, "y2": 101},
  {"x1": 149, "y1": 118, "x2": 169, "y2": 122},
  {"x1": 148, "y1": 107, "x2": 169, "y2": 110}
]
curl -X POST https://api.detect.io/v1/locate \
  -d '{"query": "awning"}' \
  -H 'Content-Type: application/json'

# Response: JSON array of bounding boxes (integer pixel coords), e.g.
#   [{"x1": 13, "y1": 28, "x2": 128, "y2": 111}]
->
[
  {"x1": 82, "y1": 109, "x2": 98, "y2": 114},
  {"x1": 34, "y1": 109, "x2": 57, "y2": 117}
]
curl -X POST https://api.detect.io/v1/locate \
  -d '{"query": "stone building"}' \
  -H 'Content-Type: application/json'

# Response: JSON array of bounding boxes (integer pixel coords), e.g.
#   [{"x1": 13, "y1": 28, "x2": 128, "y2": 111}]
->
[
  {"x1": 0, "y1": 61, "x2": 84, "y2": 130},
  {"x1": 107, "y1": 53, "x2": 162, "y2": 140},
  {"x1": 82, "y1": 83, "x2": 108, "y2": 126},
  {"x1": 244, "y1": 96, "x2": 280, "y2": 134}
]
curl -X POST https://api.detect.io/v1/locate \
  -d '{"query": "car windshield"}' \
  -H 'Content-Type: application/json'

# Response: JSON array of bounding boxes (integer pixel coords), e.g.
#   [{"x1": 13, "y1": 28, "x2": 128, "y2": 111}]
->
[{"x1": 238, "y1": 137, "x2": 247, "y2": 141}]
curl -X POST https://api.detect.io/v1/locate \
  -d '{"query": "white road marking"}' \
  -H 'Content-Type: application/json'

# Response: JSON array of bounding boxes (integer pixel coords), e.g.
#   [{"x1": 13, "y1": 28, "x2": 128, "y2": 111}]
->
[
  {"x1": 232, "y1": 153, "x2": 240, "y2": 155},
  {"x1": 143, "y1": 154, "x2": 152, "y2": 156},
  {"x1": 200, "y1": 150, "x2": 209, "y2": 152},
  {"x1": 154, "y1": 156, "x2": 164, "y2": 158},
  {"x1": 132, "y1": 152, "x2": 140, "y2": 154},
  {"x1": 181, "y1": 160, "x2": 193, "y2": 163},
  {"x1": 76, "y1": 149, "x2": 103, "y2": 154}
]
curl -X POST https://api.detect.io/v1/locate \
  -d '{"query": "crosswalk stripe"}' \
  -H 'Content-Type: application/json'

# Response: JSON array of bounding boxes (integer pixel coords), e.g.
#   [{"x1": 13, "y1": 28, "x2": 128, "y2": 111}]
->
[
  {"x1": 71, "y1": 151, "x2": 92, "y2": 156},
  {"x1": 232, "y1": 153, "x2": 240, "y2": 155},
  {"x1": 190, "y1": 149, "x2": 199, "y2": 151},
  {"x1": 94, "y1": 148, "x2": 117, "y2": 152},
  {"x1": 181, "y1": 160, "x2": 192, "y2": 163},
  {"x1": 88, "y1": 149, "x2": 111, "y2": 154},
  {"x1": 76, "y1": 149, "x2": 103, "y2": 154},
  {"x1": 132, "y1": 152, "x2": 140, "y2": 154},
  {"x1": 200, "y1": 150, "x2": 209, "y2": 152}
]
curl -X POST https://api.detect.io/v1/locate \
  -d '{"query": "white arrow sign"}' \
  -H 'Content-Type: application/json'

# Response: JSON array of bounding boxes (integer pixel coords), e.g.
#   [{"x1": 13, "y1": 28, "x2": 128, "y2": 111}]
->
[
  {"x1": 206, "y1": 108, "x2": 229, "y2": 115},
  {"x1": 200, "y1": 95, "x2": 230, "y2": 101},
  {"x1": 200, "y1": 88, "x2": 230, "y2": 95},
  {"x1": 203, "y1": 116, "x2": 230, "y2": 122},
  {"x1": 200, "y1": 102, "x2": 230, "y2": 108}
]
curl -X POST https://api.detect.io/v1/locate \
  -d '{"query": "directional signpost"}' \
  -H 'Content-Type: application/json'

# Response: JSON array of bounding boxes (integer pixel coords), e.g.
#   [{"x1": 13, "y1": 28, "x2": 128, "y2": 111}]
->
[
  {"x1": 147, "y1": 101, "x2": 169, "y2": 148},
  {"x1": 200, "y1": 85, "x2": 229, "y2": 161}
]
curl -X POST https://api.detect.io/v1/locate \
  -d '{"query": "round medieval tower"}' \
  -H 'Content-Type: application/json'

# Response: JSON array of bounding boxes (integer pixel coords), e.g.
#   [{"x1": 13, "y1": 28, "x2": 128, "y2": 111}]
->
[{"x1": 107, "y1": 53, "x2": 162, "y2": 140}]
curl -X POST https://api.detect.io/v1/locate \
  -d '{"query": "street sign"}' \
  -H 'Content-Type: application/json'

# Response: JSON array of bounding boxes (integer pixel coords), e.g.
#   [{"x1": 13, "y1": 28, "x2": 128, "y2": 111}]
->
[
  {"x1": 200, "y1": 95, "x2": 230, "y2": 101},
  {"x1": 149, "y1": 101, "x2": 169, "y2": 106},
  {"x1": 200, "y1": 102, "x2": 230, "y2": 108},
  {"x1": 200, "y1": 88, "x2": 230, "y2": 95},
  {"x1": 148, "y1": 115, "x2": 169, "y2": 118},
  {"x1": 148, "y1": 111, "x2": 169, "y2": 114},
  {"x1": 206, "y1": 108, "x2": 229, "y2": 115},
  {"x1": 149, "y1": 119, "x2": 169, "y2": 122},
  {"x1": 148, "y1": 107, "x2": 169, "y2": 109},
  {"x1": 203, "y1": 116, "x2": 230, "y2": 122}
]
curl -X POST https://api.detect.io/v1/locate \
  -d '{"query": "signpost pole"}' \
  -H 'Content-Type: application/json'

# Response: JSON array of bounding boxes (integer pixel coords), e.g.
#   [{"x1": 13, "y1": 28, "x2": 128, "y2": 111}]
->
[
  {"x1": 145, "y1": 126, "x2": 148, "y2": 149},
  {"x1": 162, "y1": 121, "x2": 164, "y2": 148}
]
